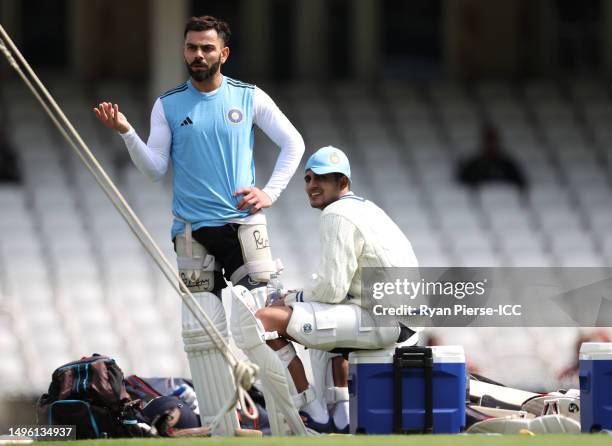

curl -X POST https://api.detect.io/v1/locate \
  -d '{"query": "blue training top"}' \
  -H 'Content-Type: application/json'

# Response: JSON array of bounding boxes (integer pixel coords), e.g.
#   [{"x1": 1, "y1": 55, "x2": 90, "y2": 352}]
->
[{"x1": 159, "y1": 76, "x2": 255, "y2": 238}]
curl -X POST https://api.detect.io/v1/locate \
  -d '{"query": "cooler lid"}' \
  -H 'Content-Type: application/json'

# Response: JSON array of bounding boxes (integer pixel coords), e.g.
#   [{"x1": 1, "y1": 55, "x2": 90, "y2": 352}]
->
[
  {"x1": 579, "y1": 342, "x2": 612, "y2": 360},
  {"x1": 349, "y1": 345, "x2": 465, "y2": 364},
  {"x1": 431, "y1": 345, "x2": 466, "y2": 363}
]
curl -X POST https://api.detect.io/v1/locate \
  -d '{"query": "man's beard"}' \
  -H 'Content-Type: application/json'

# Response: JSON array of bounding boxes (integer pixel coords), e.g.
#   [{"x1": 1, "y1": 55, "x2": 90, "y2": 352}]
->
[{"x1": 187, "y1": 56, "x2": 221, "y2": 82}]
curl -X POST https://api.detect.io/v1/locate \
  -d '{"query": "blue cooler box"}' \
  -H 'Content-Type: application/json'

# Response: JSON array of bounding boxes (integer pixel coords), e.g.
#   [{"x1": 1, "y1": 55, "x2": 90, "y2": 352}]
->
[
  {"x1": 348, "y1": 345, "x2": 466, "y2": 434},
  {"x1": 579, "y1": 342, "x2": 612, "y2": 432}
]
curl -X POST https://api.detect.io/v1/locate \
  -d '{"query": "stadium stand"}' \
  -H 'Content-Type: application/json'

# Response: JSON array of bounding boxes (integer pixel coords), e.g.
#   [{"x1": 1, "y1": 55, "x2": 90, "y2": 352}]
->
[{"x1": 0, "y1": 77, "x2": 610, "y2": 393}]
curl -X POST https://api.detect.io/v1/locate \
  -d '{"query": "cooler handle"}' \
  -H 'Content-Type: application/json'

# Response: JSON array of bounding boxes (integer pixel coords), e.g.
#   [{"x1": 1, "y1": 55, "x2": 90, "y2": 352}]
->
[{"x1": 393, "y1": 346, "x2": 434, "y2": 434}]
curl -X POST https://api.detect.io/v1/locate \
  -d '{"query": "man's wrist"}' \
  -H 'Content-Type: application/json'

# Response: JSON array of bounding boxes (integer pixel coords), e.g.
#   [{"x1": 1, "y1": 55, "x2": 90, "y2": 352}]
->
[
  {"x1": 118, "y1": 126, "x2": 134, "y2": 137},
  {"x1": 261, "y1": 187, "x2": 277, "y2": 203}
]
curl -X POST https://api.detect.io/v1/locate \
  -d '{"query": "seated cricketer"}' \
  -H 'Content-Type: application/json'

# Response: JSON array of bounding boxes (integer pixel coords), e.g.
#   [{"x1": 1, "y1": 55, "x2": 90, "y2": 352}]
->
[{"x1": 230, "y1": 146, "x2": 419, "y2": 434}]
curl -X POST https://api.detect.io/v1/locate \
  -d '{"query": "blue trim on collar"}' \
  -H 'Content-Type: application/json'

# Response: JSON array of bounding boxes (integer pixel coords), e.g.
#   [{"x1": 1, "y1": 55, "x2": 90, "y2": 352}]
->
[{"x1": 339, "y1": 194, "x2": 366, "y2": 202}]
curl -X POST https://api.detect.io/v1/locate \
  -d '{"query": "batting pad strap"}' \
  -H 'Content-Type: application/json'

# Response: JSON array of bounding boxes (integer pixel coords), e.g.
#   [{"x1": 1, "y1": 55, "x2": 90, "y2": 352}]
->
[
  {"x1": 177, "y1": 253, "x2": 217, "y2": 271},
  {"x1": 293, "y1": 386, "x2": 316, "y2": 410},
  {"x1": 175, "y1": 217, "x2": 193, "y2": 257},
  {"x1": 326, "y1": 386, "x2": 349, "y2": 404},
  {"x1": 263, "y1": 331, "x2": 280, "y2": 341},
  {"x1": 230, "y1": 259, "x2": 284, "y2": 284},
  {"x1": 275, "y1": 343, "x2": 297, "y2": 368}
]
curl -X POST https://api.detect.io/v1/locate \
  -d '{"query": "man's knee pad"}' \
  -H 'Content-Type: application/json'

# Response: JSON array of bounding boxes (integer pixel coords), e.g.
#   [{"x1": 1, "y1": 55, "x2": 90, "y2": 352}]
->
[
  {"x1": 176, "y1": 234, "x2": 217, "y2": 293},
  {"x1": 287, "y1": 303, "x2": 401, "y2": 351},
  {"x1": 230, "y1": 286, "x2": 307, "y2": 436},
  {"x1": 357, "y1": 309, "x2": 402, "y2": 348},
  {"x1": 181, "y1": 292, "x2": 238, "y2": 436},
  {"x1": 230, "y1": 224, "x2": 283, "y2": 285},
  {"x1": 286, "y1": 303, "x2": 348, "y2": 350},
  {"x1": 374, "y1": 325, "x2": 403, "y2": 348}
]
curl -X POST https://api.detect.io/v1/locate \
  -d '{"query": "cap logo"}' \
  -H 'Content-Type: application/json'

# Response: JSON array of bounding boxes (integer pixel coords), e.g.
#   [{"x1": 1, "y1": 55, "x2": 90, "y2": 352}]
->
[{"x1": 329, "y1": 152, "x2": 340, "y2": 164}]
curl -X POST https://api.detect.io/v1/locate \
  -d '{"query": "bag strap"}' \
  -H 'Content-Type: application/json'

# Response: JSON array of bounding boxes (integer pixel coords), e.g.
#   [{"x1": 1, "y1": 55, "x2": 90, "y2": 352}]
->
[{"x1": 393, "y1": 346, "x2": 434, "y2": 434}]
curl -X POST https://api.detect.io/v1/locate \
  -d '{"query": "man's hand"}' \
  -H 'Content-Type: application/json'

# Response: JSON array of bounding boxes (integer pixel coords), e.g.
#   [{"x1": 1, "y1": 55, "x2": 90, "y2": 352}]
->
[
  {"x1": 93, "y1": 102, "x2": 131, "y2": 134},
  {"x1": 234, "y1": 187, "x2": 272, "y2": 214}
]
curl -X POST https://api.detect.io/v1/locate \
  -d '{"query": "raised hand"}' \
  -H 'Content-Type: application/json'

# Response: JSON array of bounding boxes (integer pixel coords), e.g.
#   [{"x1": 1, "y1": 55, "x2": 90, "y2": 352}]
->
[{"x1": 93, "y1": 102, "x2": 131, "y2": 134}]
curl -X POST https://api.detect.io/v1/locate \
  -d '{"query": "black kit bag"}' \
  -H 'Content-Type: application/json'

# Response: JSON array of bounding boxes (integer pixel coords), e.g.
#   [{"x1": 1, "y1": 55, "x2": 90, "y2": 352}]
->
[{"x1": 37, "y1": 354, "x2": 146, "y2": 439}]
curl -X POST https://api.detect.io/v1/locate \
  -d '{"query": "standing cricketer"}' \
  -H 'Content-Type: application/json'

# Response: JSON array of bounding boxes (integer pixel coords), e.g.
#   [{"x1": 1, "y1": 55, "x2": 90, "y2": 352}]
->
[{"x1": 94, "y1": 15, "x2": 304, "y2": 436}]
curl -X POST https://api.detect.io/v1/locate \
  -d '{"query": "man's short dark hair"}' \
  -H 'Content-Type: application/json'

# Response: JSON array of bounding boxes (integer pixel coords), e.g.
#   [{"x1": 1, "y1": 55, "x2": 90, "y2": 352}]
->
[
  {"x1": 184, "y1": 16, "x2": 231, "y2": 45},
  {"x1": 332, "y1": 173, "x2": 351, "y2": 186}
]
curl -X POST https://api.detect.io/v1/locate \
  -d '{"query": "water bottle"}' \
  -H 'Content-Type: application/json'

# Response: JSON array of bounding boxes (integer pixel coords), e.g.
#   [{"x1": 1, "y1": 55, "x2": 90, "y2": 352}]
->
[
  {"x1": 267, "y1": 273, "x2": 283, "y2": 305},
  {"x1": 171, "y1": 384, "x2": 200, "y2": 415}
]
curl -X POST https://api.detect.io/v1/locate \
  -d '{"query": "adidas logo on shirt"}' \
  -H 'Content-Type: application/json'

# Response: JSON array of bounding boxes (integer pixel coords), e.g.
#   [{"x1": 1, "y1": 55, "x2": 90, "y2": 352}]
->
[{"x1": 180, "y1": 117, "x2": 193, "y2": 127}]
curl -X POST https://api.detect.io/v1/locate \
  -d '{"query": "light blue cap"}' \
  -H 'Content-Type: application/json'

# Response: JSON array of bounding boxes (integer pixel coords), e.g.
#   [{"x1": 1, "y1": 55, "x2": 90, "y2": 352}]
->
[{"x1": 304, "y1": 146, "x2": 351, "y2": 180}]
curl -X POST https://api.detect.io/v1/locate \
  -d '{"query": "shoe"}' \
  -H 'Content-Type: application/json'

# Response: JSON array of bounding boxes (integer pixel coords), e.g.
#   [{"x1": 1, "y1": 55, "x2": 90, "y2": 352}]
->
[
  {"x1": 333, "y1": 422, "x2": 349, "y2": 434},
  {"x1": 522, "y1": 395, "x2": 580, "y2": 423},
  {"x1": 467, "y1": 414, "x2": 580, "y2": 434},
  {"x1": 299, "y1": 411, "x2": 334, "y2": 433}
]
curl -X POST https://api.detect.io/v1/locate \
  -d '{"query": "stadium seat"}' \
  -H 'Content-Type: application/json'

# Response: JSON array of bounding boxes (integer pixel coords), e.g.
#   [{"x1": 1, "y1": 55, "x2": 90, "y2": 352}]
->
[{"x1": 2, "y1": 78, "x2": 611, "y2": 393}]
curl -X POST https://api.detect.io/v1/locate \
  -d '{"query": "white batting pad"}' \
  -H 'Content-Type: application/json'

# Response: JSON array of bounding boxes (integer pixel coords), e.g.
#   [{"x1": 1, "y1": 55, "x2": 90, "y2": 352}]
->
[
  {"x1": 230, "y1": 285, "x2": 307, "y2": 436},
  {"x1": 182, "y1": 291, "x2": 239, "y2": 436}
]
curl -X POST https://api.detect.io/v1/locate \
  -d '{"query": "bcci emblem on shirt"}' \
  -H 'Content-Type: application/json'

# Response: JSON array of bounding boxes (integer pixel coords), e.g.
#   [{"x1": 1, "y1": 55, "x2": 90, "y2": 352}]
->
[{"x1": 227, "y1": 108, "x2": 243, "y2": 124}]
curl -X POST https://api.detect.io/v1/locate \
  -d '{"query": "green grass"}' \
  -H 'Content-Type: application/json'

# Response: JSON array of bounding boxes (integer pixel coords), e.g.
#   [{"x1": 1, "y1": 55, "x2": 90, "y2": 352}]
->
[{"x1": 35, "y1": 435, "x2": 611, "y2": 446}]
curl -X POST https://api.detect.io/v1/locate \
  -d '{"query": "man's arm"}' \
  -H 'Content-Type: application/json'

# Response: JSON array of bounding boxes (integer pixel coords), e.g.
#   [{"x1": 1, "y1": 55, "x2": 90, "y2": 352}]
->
[
  {"x1": 94, "y1": 99, "x2": 171, "y2": 182},
  {"x1": 297, "y1": 213, "x2": 364, "y2": 304},
  {"x1": 240, "y1": 87, "x2": 304, "y2": 209}
]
